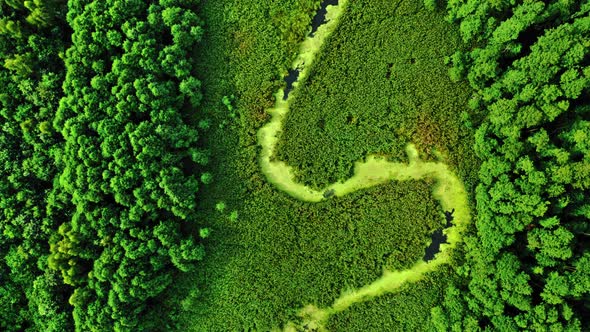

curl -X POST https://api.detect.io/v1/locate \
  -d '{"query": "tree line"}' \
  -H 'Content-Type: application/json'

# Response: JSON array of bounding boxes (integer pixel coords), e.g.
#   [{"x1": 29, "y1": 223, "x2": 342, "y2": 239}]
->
[
  {"x1": 0, "y1": 0, "x2": 74, "y2": 330},
  {"x1": 0, "y1": 0, "x2": 209, "y2": 330},
  {"x1": 428, "y1": 0, "x2": 590, "y2": 330}
]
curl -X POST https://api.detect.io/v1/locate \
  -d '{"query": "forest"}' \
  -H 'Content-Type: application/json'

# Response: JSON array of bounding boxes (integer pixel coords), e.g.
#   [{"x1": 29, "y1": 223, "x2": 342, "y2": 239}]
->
[
  {"x1": 432, "y1": 1, "x2": 590, "y2": 330},
  {"x1": 1, "y1": 0, "x2": 208, "y2": 330},
  {"x1": 0, "y1": 0, "x2": 588, "y2": 331}
]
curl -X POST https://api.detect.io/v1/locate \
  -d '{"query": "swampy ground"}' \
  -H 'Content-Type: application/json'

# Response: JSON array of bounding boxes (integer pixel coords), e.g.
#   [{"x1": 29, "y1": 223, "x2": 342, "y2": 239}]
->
[{"x1": 166, "y1": 0, "x2": 480, "y2": 330}]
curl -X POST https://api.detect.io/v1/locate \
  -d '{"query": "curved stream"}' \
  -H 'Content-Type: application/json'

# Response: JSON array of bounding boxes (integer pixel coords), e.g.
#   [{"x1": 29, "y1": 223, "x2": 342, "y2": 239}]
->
[{"x1": 256, "y1": 1, "x2": 471, "y2": 330}]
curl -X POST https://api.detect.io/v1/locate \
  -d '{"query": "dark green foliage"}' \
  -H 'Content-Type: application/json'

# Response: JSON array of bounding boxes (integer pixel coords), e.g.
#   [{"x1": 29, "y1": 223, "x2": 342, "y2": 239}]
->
[
  {"x1": 48, "y1": 0, "x2": 208, "y2": 330},
  {"x1": 433, "y1": 1, "x2": 590, "y2": 330},
  {"x1": 1, "y1": 0, "x2": 209, "y2": 330},
  {"x1": 0, "y1": 1, "x2": 73, "y2": 331}
]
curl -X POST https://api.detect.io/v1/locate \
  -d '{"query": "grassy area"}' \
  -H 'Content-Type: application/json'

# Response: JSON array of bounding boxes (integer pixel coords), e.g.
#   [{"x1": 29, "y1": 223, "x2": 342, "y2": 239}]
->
[
  {"x1": 165, "y1": 0, "x2": 478, "y2": 331},
  {"x1": 275, "y1": 0, "x2": 477, "y2": 190},
  {"x1": 177, "y1": 180, "x2": 444, "y2": 330},
  {"x1": 326, "y1": 266, "x2": 456, "y2": 331}
]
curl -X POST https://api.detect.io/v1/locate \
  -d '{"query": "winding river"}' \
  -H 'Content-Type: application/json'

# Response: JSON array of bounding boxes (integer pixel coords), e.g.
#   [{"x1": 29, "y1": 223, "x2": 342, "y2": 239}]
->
[{"x1": 256, "y1": 0, "x2": 471, "y2": 330}]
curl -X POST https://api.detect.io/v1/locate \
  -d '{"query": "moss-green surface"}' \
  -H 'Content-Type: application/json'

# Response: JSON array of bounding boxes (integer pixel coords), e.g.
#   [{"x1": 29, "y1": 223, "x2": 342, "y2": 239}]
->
[{"x1": 166, "y1": 0, "x2": 479, "y2": 331}]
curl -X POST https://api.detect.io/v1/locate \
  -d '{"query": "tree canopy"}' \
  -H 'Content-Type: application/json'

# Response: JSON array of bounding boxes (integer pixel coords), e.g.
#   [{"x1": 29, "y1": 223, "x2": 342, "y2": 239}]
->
[
  {"x1": 0, "y1": 0, "x2": 209, "y2": 330},
  {"x1": 432, "y1": 1, "x2": 590, "y2": 330}
]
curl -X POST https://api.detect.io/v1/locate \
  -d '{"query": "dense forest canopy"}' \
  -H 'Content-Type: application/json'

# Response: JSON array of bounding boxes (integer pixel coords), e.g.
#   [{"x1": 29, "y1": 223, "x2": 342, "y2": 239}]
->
[
  {"x1": 0, "y1": 0, "x2": 73, "y2": 330},
  {"x1": 1, "y1": 0, "x2": 209, "y2": 330},
  {"x1": 0, "y1": 0, "x2": 588, "y2": 330},
  {"x1": 432, "y1": 0, "x2": 590, "y2": 331}
]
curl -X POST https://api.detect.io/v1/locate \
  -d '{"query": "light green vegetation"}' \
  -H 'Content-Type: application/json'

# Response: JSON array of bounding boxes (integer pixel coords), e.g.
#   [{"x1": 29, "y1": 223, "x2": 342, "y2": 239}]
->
[
  {"x1": 167, "y1": 0, "x2": 478, "y2": 330},
  {"x1": 326, "y1": 266, "x2": 456, "y2": 331},
  {"x1": 263, "y1": 23, "x2": 471, "y2": 326},
  {"x1": 289, "y1": 0, "x2": 348, "y2": 89},
  {"x1": 265, "y1": 125, "x2": 471, "y2": 330},
  {"x1": 258, "y1": 1, "x2": 347, "y2": 202}
]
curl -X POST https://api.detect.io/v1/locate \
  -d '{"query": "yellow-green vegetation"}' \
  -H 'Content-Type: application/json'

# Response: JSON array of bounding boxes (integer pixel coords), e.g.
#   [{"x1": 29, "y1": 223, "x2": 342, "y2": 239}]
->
[
  {"x1": 273, "y1": 140, "x2": 470, "y2": 330},
  {"x1": 258, "y1": 0, "x2": 347, "y2": 202}
]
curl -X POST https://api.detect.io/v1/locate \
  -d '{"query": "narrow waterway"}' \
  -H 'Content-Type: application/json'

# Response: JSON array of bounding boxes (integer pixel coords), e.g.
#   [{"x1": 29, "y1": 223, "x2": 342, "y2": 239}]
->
[
  {"x1": 283, "y1": 0, "x2": 339, "y2": 100},
  {"x1": 283, "y1": 0, "x2": 453, "y2": 263},
  {"x1": 259, "y1": 0, "x2": 471, "y2": 329},
  {"x1": 311, "y1": 0, "x2": 339, "y2": 36}
]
